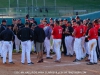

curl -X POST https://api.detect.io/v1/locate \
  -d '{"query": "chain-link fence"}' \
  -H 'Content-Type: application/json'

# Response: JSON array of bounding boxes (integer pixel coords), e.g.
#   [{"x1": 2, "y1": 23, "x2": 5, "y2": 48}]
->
[
  {"x1": 0, "y1": 0, "x2": 100, "y2": 18},
  {"x1": 0, "y1": 6, "x2": 100, "y2": 18}
]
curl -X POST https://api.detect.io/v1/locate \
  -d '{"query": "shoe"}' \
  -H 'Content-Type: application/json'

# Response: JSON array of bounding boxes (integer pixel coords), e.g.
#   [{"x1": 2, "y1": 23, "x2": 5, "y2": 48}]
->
[
  {"x1": 87, "y1": 62, "x2": 94, "y2": 65},
  {"x1": 64, "y1": 55, "x2": 69, "y2": 57},
  {"x1": 37, "y1": 59, "x2": 43, "y2": 63},
  {"x1": 41, "y1": 59, "x2": 43, "y2": 62},
  {"x1": 28, "y1": 62, "x2": 34, "y2": 65},
  {"x1": 54, "y1": 60, "x2": 61, "y2": 63},
  {"x1": 9, "y1": 62, "x2": 15, "y2": 64},
  {"x1": 94, "y1": 63, "x2": 97, "y2": 64},
  {"x1": 73, "y1": 59, "x2": 79, "y2": 62},
  {"x1": 46, "y1": 57, "x2": 53, "y2": 59}
]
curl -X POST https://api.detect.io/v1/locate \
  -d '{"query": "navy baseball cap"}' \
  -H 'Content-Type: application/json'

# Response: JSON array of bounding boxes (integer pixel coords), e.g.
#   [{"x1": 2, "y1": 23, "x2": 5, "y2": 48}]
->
[{"x1": 2, "y1": 19, "x2": 7, "y2": 23}]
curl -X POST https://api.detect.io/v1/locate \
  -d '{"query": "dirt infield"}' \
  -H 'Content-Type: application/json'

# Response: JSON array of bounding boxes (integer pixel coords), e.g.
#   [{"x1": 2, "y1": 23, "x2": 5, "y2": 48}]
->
[{"x1": 0, "y1": 53, "x2": 100, "y2": 75}]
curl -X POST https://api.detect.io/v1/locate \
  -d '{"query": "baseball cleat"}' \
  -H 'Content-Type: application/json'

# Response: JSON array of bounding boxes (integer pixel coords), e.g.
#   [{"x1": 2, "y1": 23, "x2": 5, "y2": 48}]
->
[{"x1": 87, "y1": 62, "x2": 94, "y2": 65}]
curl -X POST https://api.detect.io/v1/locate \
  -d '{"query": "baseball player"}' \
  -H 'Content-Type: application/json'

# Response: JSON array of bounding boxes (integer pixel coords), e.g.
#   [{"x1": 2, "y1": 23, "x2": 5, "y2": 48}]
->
[
  {"x1": 0, "y1": 24, "x2": 15, "y2": 64},
  {"x1": 34, "y1": 24, "x2": 45, "y2": 63},
  {"x1": 59, "y1": 19, "x2": 67, "y2": 56},
  {"x1": 65, "y1": 21, "x2": 74, "y2": 56},
  {"x1": 17, "y1": 19, "x2": 24, "y2": 30},
  {"x1": 52, "y1": 20, "x2": 63, "y2": 63},
  {"x1": 39, "y1": 19, "x2": 45, "y2": 28},
  {"x1": 80, "y1": 20, "x2": 87, "y2": 59},
  {"x1": 17, "y1": 22, "x2": 34, "y2": 65},
  {"x1": 87, "y1": 23, "x2": 98, "y2": 65},
  {"x1": 30, "y1": 23, "x2": 36, "y2": 53},
  {"x1": 43, "y1": 20, "x2": 53, "y2": 59},
  {"x1": 94, "y1": 19, "x2": 100, "y2": 60},
  {"x1": 73, "y1": 21, "x2": 83, "y2": 62},
  {"x1": 0, "y1": 19, "x2": 7, "y2": 58},
  {"x1": 13, "y1": 20, "x2": 20, "y2": 53}
]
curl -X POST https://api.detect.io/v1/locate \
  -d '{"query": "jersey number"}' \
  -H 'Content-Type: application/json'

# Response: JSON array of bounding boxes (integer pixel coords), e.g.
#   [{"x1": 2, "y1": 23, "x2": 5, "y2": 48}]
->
[{"x1": 59, "y1": 29, "x2": 62, "y2": 34}]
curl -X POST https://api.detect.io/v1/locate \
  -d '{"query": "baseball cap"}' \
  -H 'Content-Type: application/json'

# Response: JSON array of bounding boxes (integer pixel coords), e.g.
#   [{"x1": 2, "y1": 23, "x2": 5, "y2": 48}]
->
[
  {"x1": 54, "y1": 18, "x2": 58, "y2": 21},
  {"x1": 75, "y1": 16, "x2": 80, "y2": 19},
  {"x1": 2, "y1": 19, "x2": 7, "y2": 23},
  {"x1": 49, "y1": 18, "x2": 53, "y2": 20},
  {"x1": 58, "y1": 18, "x2": 63, "y2": 22},
  {"x1": 18, "y1": 18, "x2": 21, "y2": 21},
  {"x1": 12, "y1": 19, "x2": 16, "y2": 21},
  {"x1": 63, "y1": 19, "x2": 67, "y2": 21},
  {"x1": 93, "y1": 19, "x2": 98, "y2": 24}
]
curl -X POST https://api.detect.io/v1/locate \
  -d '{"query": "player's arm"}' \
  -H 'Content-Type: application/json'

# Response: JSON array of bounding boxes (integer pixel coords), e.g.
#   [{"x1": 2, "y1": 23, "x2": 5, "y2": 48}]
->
[{"x1": 72, "y1": 29, "x2": 76, "y2": 36}]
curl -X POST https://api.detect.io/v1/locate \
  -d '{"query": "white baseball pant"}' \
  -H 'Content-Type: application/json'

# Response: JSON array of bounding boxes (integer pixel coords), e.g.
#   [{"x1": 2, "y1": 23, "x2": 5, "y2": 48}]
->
[
  {"x1": 74, "y1": 38, "x2": 82, "y2": 60},
  {"x1": 21, "y1": 40, "x2": 32, "y2": 63},
  {"x1": 65, "y1": 36, "x2": 74, "y2": 55},
  {"x1": 15, "y1": 35, "x2": 21, "y2": 52},
  {"x1": 0, "y1": 41, "x2": 3, "y2": 57},
  {"x1": 88, "y1": 39, "x2": 97, "y2": 63},
  {"x1": 44, "y1": 37, "x2": 51, "y2": 57},
  {"x1": 31, "y1": 41, "x2": 36, "y2": 52},
  {"x1": 2, "y1": 41, "x2": 13, "y2": 63},
  {"x1": 81, "y1": 37, "x2": 86, "y2": 58},
  {"x1": 53, "y1": 39, "x2": 61, "y2": 60}
]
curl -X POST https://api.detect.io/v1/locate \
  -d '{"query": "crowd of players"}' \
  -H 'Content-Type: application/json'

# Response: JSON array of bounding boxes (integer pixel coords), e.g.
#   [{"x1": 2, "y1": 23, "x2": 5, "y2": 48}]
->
[{"x1": 0, "y1": 16, "x2": 100, "y2": 65}]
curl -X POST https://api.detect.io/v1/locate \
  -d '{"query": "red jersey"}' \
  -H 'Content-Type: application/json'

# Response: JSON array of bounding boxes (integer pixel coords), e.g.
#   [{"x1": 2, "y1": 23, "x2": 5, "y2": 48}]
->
[
  {"x1": 94, "y1": 24, "x2": 99, "y2": 30},
  {"x1": 81, "y1": 25, "x2": 88, "y2": 36},
  {"x1": 39, "y1": 24, "x2": 44, "y2": 28},
  {"x1": 73, "y1": 25, "x2": 77, "y2": 30},
  {"x1": 74, "y1": 25, "x2": 83, "y2": 38},
  {"x1": 52, "y1": 26, "x2": 63, "y2": 39},
  {"x1": 88, "y1": 27, "x2": 98, "y2": 40}
]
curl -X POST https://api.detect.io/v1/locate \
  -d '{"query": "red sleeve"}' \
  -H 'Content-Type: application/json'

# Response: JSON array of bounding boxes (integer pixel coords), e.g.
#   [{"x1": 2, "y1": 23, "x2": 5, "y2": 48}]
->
[{"x1": 52, "y1": 27, "x2": 55, "y2": 35}]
